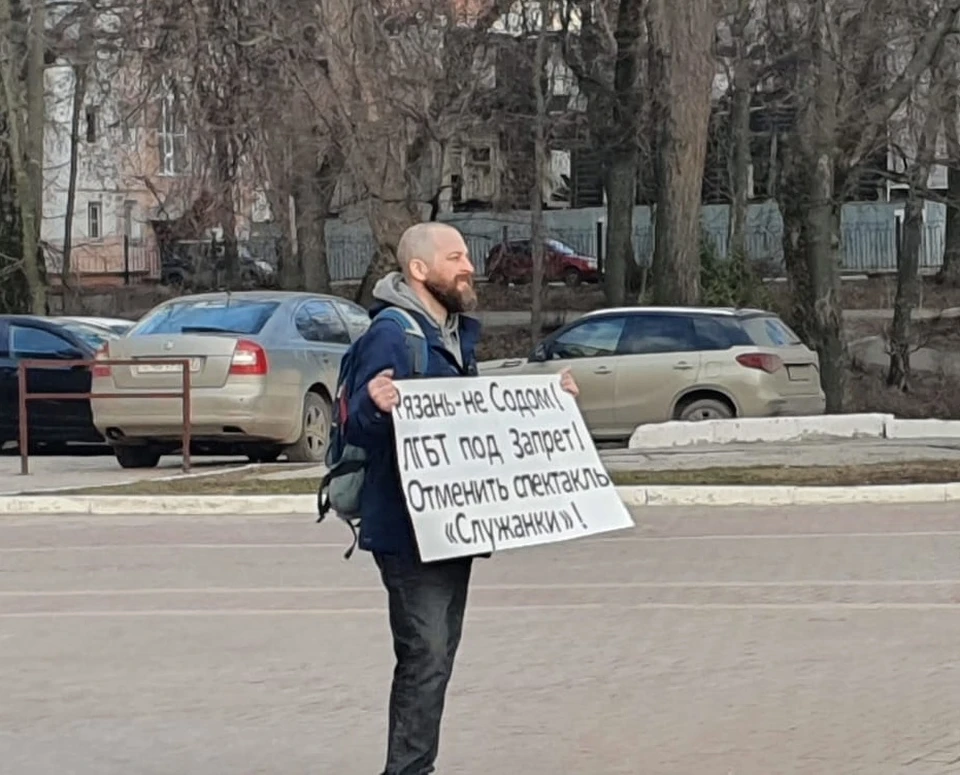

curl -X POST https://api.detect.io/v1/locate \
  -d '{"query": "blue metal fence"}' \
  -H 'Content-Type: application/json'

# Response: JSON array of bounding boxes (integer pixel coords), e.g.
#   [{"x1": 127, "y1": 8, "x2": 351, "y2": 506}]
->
[{"x1": 320, "y1": 221, "x2": 948, "y2": 281}]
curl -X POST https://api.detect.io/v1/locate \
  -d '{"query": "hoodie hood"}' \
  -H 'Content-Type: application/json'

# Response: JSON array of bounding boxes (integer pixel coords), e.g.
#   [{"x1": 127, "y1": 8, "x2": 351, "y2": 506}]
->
[{"x1": 372, "y1": 271, "x2": 463, "y2": 366}]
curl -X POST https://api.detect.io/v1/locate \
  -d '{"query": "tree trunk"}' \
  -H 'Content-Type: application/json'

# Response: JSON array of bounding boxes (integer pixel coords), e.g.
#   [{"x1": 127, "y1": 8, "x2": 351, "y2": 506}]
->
[
  {"x1": 728, "y1": 60, "x2": 751, "y2": 261},
  {"x1": 601, "y1": 0, "x2": 644, "y2": 307},
  {"x1": 778, "y1": 140, "x2": 814, "y2": 343},
  {"x1": 727, "y1": 0, "x2": 753, "y2": 262},
  {"x1": 766, "y1": 131, "x2": 779, "y2": 199},
  {"x1": 889, "y1": 87, "x2": 940, "y2": 390},
  {"x1": 647, "y1": 0, "x2": 716, "y2": 305},
  {"x1": 888, "y1": 192, "x2": 924, "y2": 389},
  {"x1": 604, "y1": 155, "x2": 637, "y2": 305},
  {"x1": 4, "y1": 0, "x2": 49, "y2": 314},
  {"x1": 354, "y1": 133, "x2": 420, "y2": 308},
  {"x1": 355, "y1": 200, "x2": 420, "y2": 307},
  {"x1": 941, "y1": 66, "x2": 960, "y2": 283},
  {"x1": 295, "y1": 151, "x2": 342, "y2": 293},
  {"x1": 213, "y1": 132, "x2": 240, "y2": 288},
  {"x1": 804, "y1": 185, "x2": 845, "y2": 412},
  {"x1": 60, "y1": 63, "x2": 87, "y2": 312},
  {"x1": 530, "y1": 0, "x2": 549, "y2": 345},
  {"x1": 800, "y1": 3, "x2": 845, "y2": 413},
  {"x1": 943, "y1": 163, "x2": 960, "y2": 282},
  {"x1": 0, "y1": 3, "x2": 28, "y2": 314}
]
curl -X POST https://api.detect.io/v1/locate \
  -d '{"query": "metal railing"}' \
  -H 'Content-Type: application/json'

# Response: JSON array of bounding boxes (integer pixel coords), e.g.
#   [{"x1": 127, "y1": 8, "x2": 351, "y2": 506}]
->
[{"x1": 17, "y1": 358, "x2": 193, "y2": 475}]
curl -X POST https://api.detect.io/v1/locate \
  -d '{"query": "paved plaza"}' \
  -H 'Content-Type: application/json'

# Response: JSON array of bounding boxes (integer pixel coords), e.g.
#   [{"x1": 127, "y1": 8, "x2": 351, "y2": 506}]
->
[{"x1": 1, "y1": 504, "x2": 959, "y2": 773}]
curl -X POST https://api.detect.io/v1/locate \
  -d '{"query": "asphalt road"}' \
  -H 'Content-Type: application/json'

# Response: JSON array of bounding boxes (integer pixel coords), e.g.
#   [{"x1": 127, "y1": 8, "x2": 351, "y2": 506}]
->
[{"x1": 1, "y1": 504, "x2": 959, "y2": 774}]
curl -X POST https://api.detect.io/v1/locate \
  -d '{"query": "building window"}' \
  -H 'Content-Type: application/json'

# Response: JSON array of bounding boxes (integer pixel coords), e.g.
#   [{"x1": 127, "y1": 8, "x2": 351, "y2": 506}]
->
[
  {"x1": 159, "y1": 85, "x2": 188, "y2": 175},
  {"x1": 88, "y1": 201, "x2": 102, "y2": 239},
  {"x1": 85, "y1": 105, "x2": 99, "y2": 143}
]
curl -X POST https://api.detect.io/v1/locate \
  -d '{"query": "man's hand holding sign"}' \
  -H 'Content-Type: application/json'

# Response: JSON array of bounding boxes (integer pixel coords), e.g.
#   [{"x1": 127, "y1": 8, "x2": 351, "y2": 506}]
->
[{"x1": 382, "y1": 369, "x2": 634, "y2": 562}]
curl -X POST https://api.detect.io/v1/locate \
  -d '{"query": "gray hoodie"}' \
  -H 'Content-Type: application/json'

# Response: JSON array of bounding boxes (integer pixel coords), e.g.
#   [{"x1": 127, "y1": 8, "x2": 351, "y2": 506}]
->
[{"x1": 372, "y1": 271, "x2": 463, "y2": 367}]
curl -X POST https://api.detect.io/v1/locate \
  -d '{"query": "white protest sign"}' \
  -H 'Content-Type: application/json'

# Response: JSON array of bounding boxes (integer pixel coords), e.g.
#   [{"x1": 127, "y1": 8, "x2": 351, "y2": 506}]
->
[{"x1": 392, "y1": 373, "x2": 635, "y2": 562}]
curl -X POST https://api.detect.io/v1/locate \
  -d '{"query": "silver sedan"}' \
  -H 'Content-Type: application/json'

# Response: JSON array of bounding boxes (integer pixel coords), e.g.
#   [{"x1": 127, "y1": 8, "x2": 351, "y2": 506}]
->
[{"x1": 90, "y1": 291, "x2": 370, "y2": 468}]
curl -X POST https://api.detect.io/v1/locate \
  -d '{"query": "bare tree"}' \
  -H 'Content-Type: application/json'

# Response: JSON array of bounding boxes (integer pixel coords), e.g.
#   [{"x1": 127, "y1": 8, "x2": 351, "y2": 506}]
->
[
  {"x1": 889, "y1": 62, "x2": 949, "y2": 388},
  {"x1": 724, "y1": 0, "x2": 755, "y2": 261},
  {"x1": 767, "y1": 0, "x2": 960, "y2": 411},
  {"x1": 0, "y1": 0, "x2": 48, "y2": 313},
  {"x1": 311, "y1": 0, "x2": 506, "y2": 305},
  {"x1": 561, "y1": 0, "x2": 648, "y2": 306},
  {"x1": 58, "y1": 8, "x2": 97, "y2": 310},
  {"x1": 646, "y1": 0, "x2": 717, "y2": 305},
  {"x1": 126, "y1": 0, "x2": 278, "y2": 288}
]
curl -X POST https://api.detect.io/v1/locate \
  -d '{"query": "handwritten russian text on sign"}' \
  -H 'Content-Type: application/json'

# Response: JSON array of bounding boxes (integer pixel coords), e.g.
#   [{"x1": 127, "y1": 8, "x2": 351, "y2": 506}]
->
[{"x1": 392, "y1": 374, "x2": 635, "y2": 562}]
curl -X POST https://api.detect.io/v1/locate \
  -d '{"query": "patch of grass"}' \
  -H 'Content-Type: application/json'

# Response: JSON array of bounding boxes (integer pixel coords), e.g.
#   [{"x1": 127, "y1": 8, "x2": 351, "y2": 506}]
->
[
  {"x1": 57, "y1": 460, "x2": 960, "y2": 497},
  {"x1": 60, "y1": 471, "x2": 318, "y2": 496},
  {"x1": 612, "y1": 460, "x2": 960, "y2": 487}
]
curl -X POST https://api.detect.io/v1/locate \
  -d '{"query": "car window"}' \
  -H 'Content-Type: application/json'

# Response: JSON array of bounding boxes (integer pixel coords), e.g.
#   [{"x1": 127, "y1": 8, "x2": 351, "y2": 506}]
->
[
  {"x1": 134, "y1": 300, "x2": 280, "y2": 335},
  {"x1": 295, "y1": 300, "x2": 351, "y2": 345},
  {"x1": 550, "y1": 316, "x2": 626, "y2": 359},
  {"x1": 58, "y1": 322, "x2": 114, "y2": 350},
  {"x1": 692, "y1": 316, "x2": 749, "y2": 351},
  {"x1": 741, "y1": 315, "x2": 803, "y2": 347},
  {"x1": 619, "y1": 315, "x2": 698, "y2": 355},
  {"x1": 335, "y1": 301, "x2": 372, "y2": 341},
  {"x1": 10, "y1": 326, "x2": 79, "y2": 358},
  {"x1": 545, "y1": 239, "x2": 576, "y2": 255}
]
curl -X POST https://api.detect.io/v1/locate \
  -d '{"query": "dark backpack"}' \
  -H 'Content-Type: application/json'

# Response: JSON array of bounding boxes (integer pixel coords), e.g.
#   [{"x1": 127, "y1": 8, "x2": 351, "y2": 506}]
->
[{"x1": 317, "y1": 307, "x2": 429, "y2": 558}]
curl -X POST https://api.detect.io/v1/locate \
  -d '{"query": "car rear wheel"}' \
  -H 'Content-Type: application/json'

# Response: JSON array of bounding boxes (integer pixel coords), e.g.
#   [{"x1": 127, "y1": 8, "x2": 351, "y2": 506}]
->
[
  {"x1": 563, "y1": 267, "x2": 583, "y2": 287},
  {"x1": 676, "y1": 397, "x2": 734, "y2": 422},
  {"x1": 286, "y1": 392, "x2": 331, "y2": 463},
  {"x1": 114, "y1": 445, "x2": 162, "y2": 469}
]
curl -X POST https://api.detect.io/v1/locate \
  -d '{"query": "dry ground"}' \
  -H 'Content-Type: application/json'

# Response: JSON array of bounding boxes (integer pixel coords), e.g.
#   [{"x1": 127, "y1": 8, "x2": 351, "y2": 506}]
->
[{"x1": 58, "y1": 459, "x2": 960, "y2": 496}]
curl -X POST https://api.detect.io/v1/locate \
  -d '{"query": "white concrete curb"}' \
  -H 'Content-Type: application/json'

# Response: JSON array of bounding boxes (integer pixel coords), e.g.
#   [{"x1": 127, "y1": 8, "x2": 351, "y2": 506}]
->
[
  {"x1": 629, "y1": 414, "x2": 893, "y2": 448},
  {"x1": 628, "y1": 413, "x2": 960, "y2": 449},
  {"x1": 2, "y1": 483, "x2": 960, "y2": 516},
  {"x1": 616, "y1": 484, "x2": 960, "y2": 507}
]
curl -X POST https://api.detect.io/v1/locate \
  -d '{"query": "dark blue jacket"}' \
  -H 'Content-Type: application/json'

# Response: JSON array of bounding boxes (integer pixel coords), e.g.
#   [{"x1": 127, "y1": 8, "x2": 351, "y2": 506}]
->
[{"x1": 343, "y1": 302, "x2": 482, "y2": 558}]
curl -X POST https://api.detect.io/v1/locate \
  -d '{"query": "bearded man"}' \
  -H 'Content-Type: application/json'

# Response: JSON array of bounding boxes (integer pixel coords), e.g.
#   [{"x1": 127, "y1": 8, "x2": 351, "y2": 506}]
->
[{"x1": 343, "y1": 222, "x2": 577, "y2": 775}]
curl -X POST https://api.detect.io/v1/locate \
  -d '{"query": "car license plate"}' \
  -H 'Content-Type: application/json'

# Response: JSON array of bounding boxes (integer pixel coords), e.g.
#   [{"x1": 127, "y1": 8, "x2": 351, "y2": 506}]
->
[
  {"x1": 787, "y1": 365, "x2": 811, "y2": 381},
  {"x1": 135, "y1": 359, "x2": 202, "y2": 374}
]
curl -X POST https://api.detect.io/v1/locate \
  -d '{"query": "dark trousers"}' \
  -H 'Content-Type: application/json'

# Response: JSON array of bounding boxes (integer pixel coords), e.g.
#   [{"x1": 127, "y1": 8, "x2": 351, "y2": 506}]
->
[{"x1": 374, "y1": 552, "x2": 473, "y2": 775}]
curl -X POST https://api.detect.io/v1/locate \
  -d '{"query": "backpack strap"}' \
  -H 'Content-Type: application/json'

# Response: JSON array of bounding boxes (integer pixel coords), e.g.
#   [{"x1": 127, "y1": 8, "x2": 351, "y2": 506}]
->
[{"x1": 374, "y1": 307, "x2": 430, "y2": 376}]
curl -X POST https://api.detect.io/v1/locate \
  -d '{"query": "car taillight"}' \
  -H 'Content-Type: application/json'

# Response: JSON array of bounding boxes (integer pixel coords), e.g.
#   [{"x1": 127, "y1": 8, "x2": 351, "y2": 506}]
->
[
  {"x1": 92, "y1": 343, "x2": 111, "y2": 377},
  {"x1": 736, "y1": 353, "x2": 783, "y2": 374},
  {"x1": 230, "y1": 339, "x2": 268, "y2": 375}
]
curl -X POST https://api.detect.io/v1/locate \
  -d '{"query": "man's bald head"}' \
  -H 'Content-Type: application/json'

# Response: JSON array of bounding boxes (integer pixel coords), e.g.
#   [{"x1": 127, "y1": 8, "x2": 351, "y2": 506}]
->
[{"x1": 396, "y1": 222, "x2": 464, "y2": 272}]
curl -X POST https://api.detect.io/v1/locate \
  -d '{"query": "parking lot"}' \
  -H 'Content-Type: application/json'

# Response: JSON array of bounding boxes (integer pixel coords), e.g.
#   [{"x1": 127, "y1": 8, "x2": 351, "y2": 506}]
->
[{"x1": 1, "y1": 503, "x2": 959, "y2": 774}]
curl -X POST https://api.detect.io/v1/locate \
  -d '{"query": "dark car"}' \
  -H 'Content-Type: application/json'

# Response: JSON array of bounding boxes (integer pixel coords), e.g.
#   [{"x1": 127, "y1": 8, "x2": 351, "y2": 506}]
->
[
  {"x1": 486, "y1": 238, "x2": 600, "y2": 287},
  {"x1": 0, "y1": 316, "x2": 103, "y2": 450},
  {"x1": 160, "y1": 242, "x2": 277, "y2": 289}
]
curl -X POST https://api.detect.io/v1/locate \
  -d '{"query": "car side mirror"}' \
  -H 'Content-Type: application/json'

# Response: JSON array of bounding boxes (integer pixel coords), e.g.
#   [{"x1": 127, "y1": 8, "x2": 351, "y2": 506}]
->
[{"x1": 530, "y1": 343, "x2": 549, "y2": 363}]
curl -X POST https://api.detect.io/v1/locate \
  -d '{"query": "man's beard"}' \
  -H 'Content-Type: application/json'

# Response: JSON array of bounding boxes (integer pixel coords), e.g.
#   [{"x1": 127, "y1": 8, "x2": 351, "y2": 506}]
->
[{"x1": 425, "y1": 277, "x2": 477, "y2": 314}]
